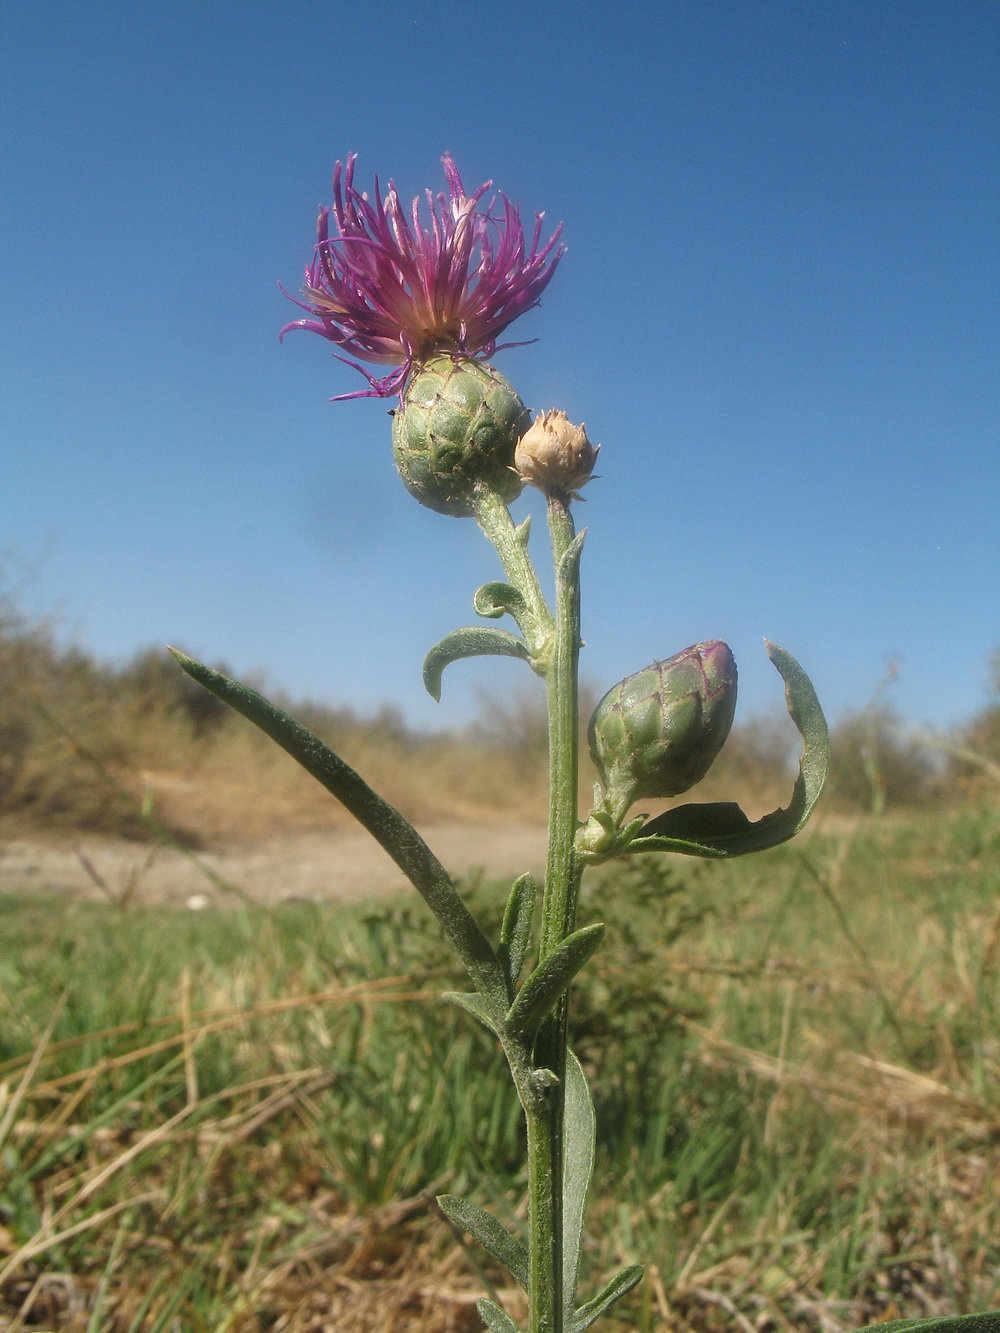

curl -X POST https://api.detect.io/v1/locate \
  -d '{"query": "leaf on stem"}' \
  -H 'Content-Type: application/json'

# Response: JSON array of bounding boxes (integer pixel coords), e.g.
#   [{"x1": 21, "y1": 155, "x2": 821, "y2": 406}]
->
[
  {"x1": 563, "y1": 1050, "x2": 597, "y2": 1314},
  {"x1": 571, "y1": 1264, "x2": 645, "y2": 1332},
  {"x1": 497, "y1": 874, "x2": 537, "y2": 1000},
  {"x1": 476, "y1": 1298, "x2": 521, "y2": 1333},
  {"x1": 437, "y1": 1194, "x2": 530, "y2": 1292},
  {"x1": 422, "y1": 627, "x2": 532, "y2": 702},
  {"x1": 624, "y1": 641, "x2": 829, "y2": 859},
  {"x1": 505, "y1": 924, "x2": 605, "y2": 1040},
  {"x1": 849, "y1": 1316, "x2": 1000, "y2": 1333},
  {"x1": 557, "y1": 528, "x2": 586, "y2": 584},
  {"x1": 442, "y1": 990, "x2": 503, "y2": 1038},
  {"x1": 167, "y1": 650, "x2": 506, "y2": 1003},
  {"x1": 473, "y1": 581, "x2": 528, "y2": 622}
]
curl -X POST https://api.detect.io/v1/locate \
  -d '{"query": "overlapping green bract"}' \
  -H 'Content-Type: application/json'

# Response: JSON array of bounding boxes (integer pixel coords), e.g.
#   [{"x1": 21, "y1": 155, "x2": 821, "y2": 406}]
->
[
  {"x1": 393, "y1": 356, "x2": 529, "y2": 516},
  {"x1": 588, "y1": 640, "x2": 738, "y2": 821}
]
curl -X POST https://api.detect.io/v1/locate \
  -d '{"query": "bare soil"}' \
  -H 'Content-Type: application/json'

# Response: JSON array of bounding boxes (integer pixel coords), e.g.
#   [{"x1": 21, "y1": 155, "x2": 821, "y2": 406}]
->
[{"x1": 0, "y1": 822, "x2": 549, "y2": 909}]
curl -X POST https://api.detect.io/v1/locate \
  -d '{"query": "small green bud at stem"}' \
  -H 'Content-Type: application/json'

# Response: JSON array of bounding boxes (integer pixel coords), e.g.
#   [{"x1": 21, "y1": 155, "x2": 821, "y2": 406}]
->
[
  {"x1": 392, "y1": 355, "x2": 529, "y2": 516},
  {"x1": 588, "y1": 640, "x2": 738, "y2": 822}
]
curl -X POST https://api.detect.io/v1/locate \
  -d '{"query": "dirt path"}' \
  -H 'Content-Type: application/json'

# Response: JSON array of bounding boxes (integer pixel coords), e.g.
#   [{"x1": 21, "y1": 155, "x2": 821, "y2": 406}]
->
[{"x1": 0, "y1": 823, "x2": 549, "y2": 909}]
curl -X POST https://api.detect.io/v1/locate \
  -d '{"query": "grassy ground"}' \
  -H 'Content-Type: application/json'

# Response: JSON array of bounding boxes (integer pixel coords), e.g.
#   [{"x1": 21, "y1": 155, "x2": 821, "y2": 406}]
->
[{"x1": 1, "y1": 801, "x2": 999, "y2": 1332}]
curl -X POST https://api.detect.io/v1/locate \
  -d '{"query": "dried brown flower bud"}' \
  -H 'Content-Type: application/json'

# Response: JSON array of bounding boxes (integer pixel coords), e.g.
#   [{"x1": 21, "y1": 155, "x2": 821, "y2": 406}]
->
[{"x1": 514, "y1": 409, "x2": 600, "y2": 497}]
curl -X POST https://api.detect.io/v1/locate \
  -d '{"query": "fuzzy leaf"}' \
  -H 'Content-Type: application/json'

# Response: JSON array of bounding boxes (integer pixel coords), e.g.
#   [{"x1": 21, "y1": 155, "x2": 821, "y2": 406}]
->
[
  {"x1": 571, "y1": 1264, "x2": 645, "y2": 1332},
  {"x1": 563, "y1": 1050, "x2": 597, "y2": 1313},
  {"x1": 849, "y1": 1316, "x2": 1000, "y2": 1333},
  {"x1": 473, "y1": 581, "x2": 527, "y2": 622},
  {"x1": 437, "y1": 1194, "x2": 529, "y2": 1292},
  {"x1": 505, "y1": 924, "x2": 605, "y2": 1040},
  {"x1": 497, "y1": 874, "x2": 537, "y2": 999},
  {"x1": 442, "y1": 991, "x2": 503, "y2": 1039},
  {"x1": 423, "y1": 627, "x2": 531, "y2": 702},
  {"x1": 557, "y1": 528, "x2": 586, "y2": 584},
  {"x1": 476, "y1": 1298, "x2": 521, "y2": 1333},
  {"x1": 168, "y1": 650, "x2": 505, "y2": 1003},
  {"x1": 627, "y1": 641, "x2": 828, "y2": 859}
]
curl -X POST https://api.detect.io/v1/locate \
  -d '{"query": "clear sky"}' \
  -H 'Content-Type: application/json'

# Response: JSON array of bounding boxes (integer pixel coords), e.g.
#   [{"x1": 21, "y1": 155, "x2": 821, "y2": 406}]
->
[{"x1": 2, "y1": 1, "x2": 998, "y2": 736}]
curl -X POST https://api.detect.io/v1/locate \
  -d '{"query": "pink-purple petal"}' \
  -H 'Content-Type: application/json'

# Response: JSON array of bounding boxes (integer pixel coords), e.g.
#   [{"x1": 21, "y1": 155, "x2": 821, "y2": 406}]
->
[{"x1": 281, "y1": 154, "x2": 565, "y2": 398}]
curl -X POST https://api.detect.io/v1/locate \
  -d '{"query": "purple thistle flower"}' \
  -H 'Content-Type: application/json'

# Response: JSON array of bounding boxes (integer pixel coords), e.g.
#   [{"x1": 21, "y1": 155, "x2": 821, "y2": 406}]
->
[{"x1": 279, "y1": 154, "x2": 565, "y2": 400}]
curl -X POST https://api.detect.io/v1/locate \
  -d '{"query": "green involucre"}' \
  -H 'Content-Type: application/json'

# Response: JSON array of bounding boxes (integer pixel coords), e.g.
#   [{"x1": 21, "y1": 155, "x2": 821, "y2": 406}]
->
[{"x1": 392, "y1": 355, "x2": 529, "y2": 516}]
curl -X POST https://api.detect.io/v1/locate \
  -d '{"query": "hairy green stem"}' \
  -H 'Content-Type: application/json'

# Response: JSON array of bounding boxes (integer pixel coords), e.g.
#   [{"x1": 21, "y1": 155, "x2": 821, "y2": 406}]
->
[
  {"x1": 540, "y1": 494, "x2": 583, "y2": 958},
  {"x1": 473, "y1": 484, "x2": 555, "y2": 657},
  {"x1": 527, "y1": 493, "x2": 583, "y2": 1333},
  {"x1": 476, "y1": 486, "x2": 584, "y2": 1333}
]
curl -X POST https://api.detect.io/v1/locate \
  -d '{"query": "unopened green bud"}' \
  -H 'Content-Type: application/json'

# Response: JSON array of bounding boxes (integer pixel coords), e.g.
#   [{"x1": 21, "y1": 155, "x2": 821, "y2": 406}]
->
[
  {"x1": 392, "y1": 355, "x2": 529, "y2": 517},
  {"x1": 588, "y1": 641, "x2": 738, "y2": 820}
]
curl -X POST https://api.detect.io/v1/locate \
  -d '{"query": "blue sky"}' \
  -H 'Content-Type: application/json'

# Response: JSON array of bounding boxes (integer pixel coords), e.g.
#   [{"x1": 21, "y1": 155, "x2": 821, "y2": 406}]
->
[{"x1": 2, "y1": 0, "x2": 997, "y2": 737}]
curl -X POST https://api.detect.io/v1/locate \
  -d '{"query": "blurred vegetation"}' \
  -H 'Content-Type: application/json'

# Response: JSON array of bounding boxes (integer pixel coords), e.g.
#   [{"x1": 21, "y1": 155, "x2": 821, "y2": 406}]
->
[
  {"x1": 0, "y1": 588, "x2": 997, "y2": 844},
  {"x1": 0, "y1": 594, "x2": 554, "y2": 844},
  {"x1": 2, "y1": 807, "x2": 1000, "y2": 1328},
  {"x1": 2, "y1": 586, "x2": 999, "y2": 1326}
]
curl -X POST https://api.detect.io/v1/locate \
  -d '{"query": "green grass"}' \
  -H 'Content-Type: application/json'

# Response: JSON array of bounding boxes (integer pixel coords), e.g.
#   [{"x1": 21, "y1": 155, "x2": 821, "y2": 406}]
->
[{"x1": 1, "y1": 803, "x2": 999, "y2": 1331}]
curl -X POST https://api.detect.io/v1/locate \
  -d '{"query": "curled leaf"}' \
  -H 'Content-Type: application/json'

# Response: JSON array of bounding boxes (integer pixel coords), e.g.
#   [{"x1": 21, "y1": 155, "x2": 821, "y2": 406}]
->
[
  {"x1": 614, "y1": 641, "x2": 828, "y2": 860},
  {"x1": 423, "y1": 627, "x2": 531, "y2": 702},
  {"x1": 473, "y1": 581, "x2": 527, "y2": 622}
]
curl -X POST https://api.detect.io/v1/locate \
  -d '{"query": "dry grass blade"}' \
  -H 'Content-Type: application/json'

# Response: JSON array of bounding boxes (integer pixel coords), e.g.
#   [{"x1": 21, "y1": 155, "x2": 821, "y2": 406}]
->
[
  {"x1": 686, "y1": 1020, "x2": 996, "y2": 1139},
  {"x1": 0, "y1": 993, "x2": 67, "y2": 1151},
  {"x1": 0, "y1": 974, "x2": 431, "y2": 1080},
  {"x1": 841, "y1": 1051, "x2": 991, "y2": 1133},
  {"x1": 1, "y1": 1190, "x2": 162, "y2": 1273},
  {"x1": 0, "y1": 1103, "x2": 197, "y2": 1286},
  {"x1": 198, "y1": 1070, "x2": 341, "y2": 1148},
  {"x1": 0, "y1": 1061, "x2": 357, "y2": 1290},
  {"x1": 674, "y1": 1189, "x2": 738, "y2": 1292},
  {"x1": 687, "y1": 1284, "x2": 757, "y2": 1333},
  {"x1": 19, "y1": 982, "x2": 434, "y2": 1099}
]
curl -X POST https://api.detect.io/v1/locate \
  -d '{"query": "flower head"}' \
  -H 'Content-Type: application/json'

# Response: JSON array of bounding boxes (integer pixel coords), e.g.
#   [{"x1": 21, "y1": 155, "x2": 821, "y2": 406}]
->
[
  {"x1": 515, "y1": 409, "x2": 600, "y2": 498},
  {"x1": 279, "y1": 154, "x2": 565, "y2": 399},
  {"x1": 589, "y1": 642, "x2": 739, "y2": 822}
]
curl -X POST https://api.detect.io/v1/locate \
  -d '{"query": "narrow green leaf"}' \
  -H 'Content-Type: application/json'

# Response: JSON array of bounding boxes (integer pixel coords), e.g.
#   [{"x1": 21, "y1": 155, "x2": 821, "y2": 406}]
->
[
  {"x1": 630, "y1": 642, "x2": 829, "y2": 859},
  {"x1": 423, "y1": 627, "x2": 532, "y2": 702},
  {"x1": 850, "y1": 1316, "x2": 1000, "y2": 1333},
  {"x1": 168, "y1": 650, "x2": 505, "y2": 1003},
  {"x1": 476, "y1": 1297, "x2": 521, "y2": 1333},
  {"x1": 442, "y1": 991, "x2": 503, "y2": 1039},
  {"x1": 571, "y1": 1264, "x2": 645, "y2": 1332},
  {"x1": 557, "y1": 528, "x2": 587, "y2": 584},
  {"x1": 497, "y1": 874, "x2": 536, "y2": 999},
  {"x1": 437, "y1": 1194, "x2": 529, "y2": 1292},
  {"x1": 505, "y1": 924, "x2": 605, "y2": 1040},
  {"x1": 563, "y1": 1050, "x2": 597, "y2": 1313},
  {"x1": 473, "y1": 581, "x2": 527, "y2": 622}
]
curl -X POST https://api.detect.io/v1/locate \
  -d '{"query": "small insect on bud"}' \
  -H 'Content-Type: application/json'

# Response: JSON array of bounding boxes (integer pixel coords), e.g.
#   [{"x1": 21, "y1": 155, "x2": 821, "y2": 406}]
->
[
  {"x1": 514, "y1": 409, "x2": 600, "y2": 497},
  {"x1": 588, "y1": 641, "x2": 738, "y2": 822},
  {"x1": 392, "y1": 356, "x2": 529, "y2": 517}
]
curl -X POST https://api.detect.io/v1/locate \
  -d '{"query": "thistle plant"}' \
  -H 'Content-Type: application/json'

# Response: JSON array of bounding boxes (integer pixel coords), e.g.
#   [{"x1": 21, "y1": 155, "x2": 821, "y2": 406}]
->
[{"x1": 171, "y1": 155, "x2": 997, "y2": 1333}]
